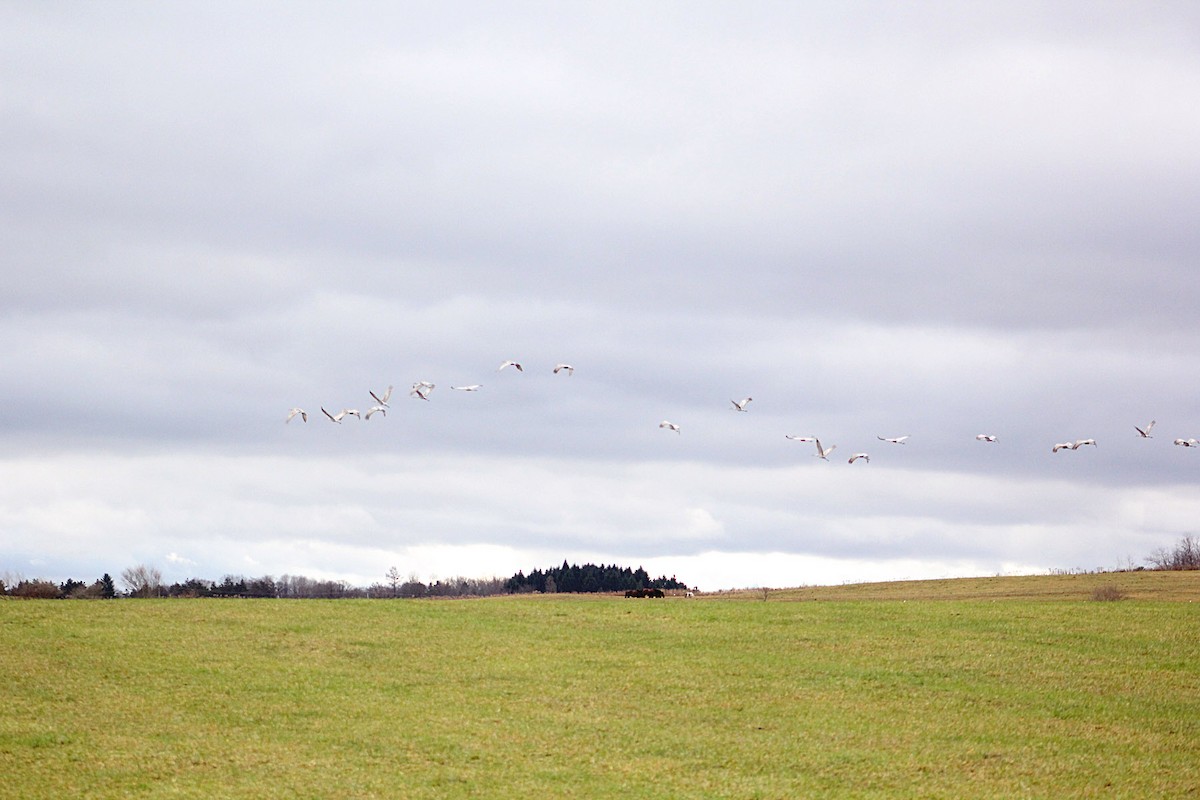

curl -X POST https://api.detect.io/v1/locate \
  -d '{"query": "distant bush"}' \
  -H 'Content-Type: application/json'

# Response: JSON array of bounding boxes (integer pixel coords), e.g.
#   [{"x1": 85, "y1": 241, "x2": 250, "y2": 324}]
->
[
  {"x1": 1091, "y1": 585, "x2": 1126, "y2": 602},
  {"x1": 12, "y1": 580, "x2": 62, "y2": 599}
]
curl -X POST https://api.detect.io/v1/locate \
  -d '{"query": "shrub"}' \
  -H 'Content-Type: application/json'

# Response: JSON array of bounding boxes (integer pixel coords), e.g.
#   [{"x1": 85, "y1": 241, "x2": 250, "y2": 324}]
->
[
  {"x1": 1091, "y1": 585, "x2": 1126, "y2": 602},
  {"x1": 12, "y1": 580, "x2": 62, "y2": 599}
]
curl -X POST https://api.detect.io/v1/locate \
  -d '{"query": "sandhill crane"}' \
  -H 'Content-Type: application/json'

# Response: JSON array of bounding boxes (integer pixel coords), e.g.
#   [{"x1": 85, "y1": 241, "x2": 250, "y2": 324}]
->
[
  {"x1": 410, "y1": 381, "x2": 435, "y2": 401},
  {"x1": 976, "y1": 434, "x2": 997, "y2": 442},
  {"x1": 498, "y1": 360, "x2": 523, "y2": 372},
  {"x1": 553, "y1": 364, "x2": 574, "y2": 375},
  {"x1": 659, "y1": 421, "x2": 681, "y2": 434},
  {"x1": 286, "y1": 408, "x2": 308, "y2": 424},
  {"x1": 814, "y1": 438, "x2": 836, "y2": 460},
  {"x1": 370, "y1": 386, "x2": 393, "y2": 407},
  {"x1": 848, "y1": 453, "x2": 870, "y2": 464},
  {"x1": 365, "y1": 405, "x2": 387, "y2": 420},
  {"x1": 731, "y1": 397, "x2": 753, "y2": 412},
  {"x1": 1173, "y1": 438, "x2": 1198, "y2": 447},
  {"x1": 1135, "y1": 420, "x2": 1156, "y2": 438},
  {"x1": 877, "y1": 435, "x2": 908, "y2": 444}
]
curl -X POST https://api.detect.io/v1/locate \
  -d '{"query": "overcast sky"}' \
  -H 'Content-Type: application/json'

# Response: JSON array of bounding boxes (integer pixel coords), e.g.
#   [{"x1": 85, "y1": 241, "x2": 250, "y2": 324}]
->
[{"x1": 3, "y1": 2, "x2": 1198, "y2": 591}]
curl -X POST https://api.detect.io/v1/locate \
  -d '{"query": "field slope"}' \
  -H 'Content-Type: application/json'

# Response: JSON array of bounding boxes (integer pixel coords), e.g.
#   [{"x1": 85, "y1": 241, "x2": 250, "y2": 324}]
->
[
  {"x1": 747, "y1": 568, "x2": 1200, "y2": 602},
  {"x1": 2, "y1": 573, "x2": 1198, "y2": 798}
]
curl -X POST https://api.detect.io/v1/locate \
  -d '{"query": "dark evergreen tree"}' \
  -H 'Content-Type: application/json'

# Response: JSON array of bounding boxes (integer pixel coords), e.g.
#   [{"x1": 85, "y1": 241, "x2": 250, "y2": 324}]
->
[
  {"x1": 503, "y1": 562, "x2": 691, "y2": 594},
  {"x1": 213, "y1": 575, "x2": 248, "y2": 597},
  {"x1": 168, "y1": 578, "x2": 214, "y2": 597},
  {"x1": 504, "y1": 570, "x2": 526, "y2": 593},
  {"x1": 100, "y1": 573, "x2": 116, "y2": 599},
  {"x1": 60, "y1": 578, "x2": 86, "y2": 597}
]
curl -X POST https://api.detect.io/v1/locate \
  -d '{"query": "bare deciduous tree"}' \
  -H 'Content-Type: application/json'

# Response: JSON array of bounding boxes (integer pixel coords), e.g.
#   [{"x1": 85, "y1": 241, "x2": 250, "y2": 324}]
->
[
  {"x1": 1147, "y1": 535, "x2": 1200, "y2": 571},
  {"x1": 386, "y1": 566, "x2": 402, "y2": 597},
  {"x1": 120, "y1": 564, "x2": 163, "y2": 597}
]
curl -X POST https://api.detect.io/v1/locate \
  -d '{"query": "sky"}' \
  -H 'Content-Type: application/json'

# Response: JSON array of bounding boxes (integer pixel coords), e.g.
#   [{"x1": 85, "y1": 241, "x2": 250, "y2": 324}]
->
[{"x1": 3, "y1": 1, "x2": 1199, "y2": 591}]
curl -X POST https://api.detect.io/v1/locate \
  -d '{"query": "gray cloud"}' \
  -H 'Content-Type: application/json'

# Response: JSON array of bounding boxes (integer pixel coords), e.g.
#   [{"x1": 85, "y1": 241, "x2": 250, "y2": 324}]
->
[{"x1": 3, "y1": 2, "x2": 1199, "y2": 588}]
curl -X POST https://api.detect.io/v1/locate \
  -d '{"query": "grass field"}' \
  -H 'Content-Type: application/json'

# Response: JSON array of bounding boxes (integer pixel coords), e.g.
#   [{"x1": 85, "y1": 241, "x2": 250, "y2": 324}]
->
[{"x1": 3, "y1": 572, "x2": 1199, "y2": 798}]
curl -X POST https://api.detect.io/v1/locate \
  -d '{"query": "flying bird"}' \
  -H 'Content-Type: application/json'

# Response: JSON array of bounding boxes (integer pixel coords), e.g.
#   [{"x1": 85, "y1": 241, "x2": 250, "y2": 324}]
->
[
  {"x1": 1072, "y1": 439, "x2": 1097, "y2": 448},
  {"x1": 976, "y1": 434, "x2": 997, "y2": 442},
  {"x1": 1135, "y1": 420, "x2": 1156, "y2": 438},
  {"x1": 369, "y1": 386, "x2": 393, "y2": 407},
  {"x1": 410, "y1": 381, "x2": 435, "y2": 401},
  {"x1": 553, "y1": 364, "x2": 574, "y2": 375},
  {"x1": 814, "y1": 438, "x2": 836, "y2": 460},
  {"x1": 731, "y1": 397, "x2": 753, "y2": 412},
  {"x1": 1051, "y1": 441, "x2": 1075, "y2": 453},
  {"x1": 451, "y1": 384, "x2": 482, "y2": 391},
  {"x1": 848, "y1": 453, "x2": 870, "y2": 464},
  {"x1": 498, "y1": 360, "x2": 523, "y2": 372},
  {"x1": 365, "y1": 405, "x2": 387, "y2": 419},
  {"x1": 1173, "y1": 438, "x2": 1198, "y2": 447},
  {"x1": 785, "y1": 435, "x2": 815, "y2": 442},
  {"x1": 877, "y1": 435, "x2": 909, "y2": 444},
  {"x1": 285, "y1": 408, "x2": 307, "y2": 424},
  {"x1": 322, "y1": 407, "x2": 358, "y2": 423},
  {"x1": 659, "y1": 421, "x2": 680, "y2": 433}
]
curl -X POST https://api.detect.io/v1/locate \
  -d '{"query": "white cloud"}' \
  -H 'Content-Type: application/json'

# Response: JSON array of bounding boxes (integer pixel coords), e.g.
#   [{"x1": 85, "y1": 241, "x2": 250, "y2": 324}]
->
[{"x1": 0, "y1": 449, "x2": 1193, "y2": 588}]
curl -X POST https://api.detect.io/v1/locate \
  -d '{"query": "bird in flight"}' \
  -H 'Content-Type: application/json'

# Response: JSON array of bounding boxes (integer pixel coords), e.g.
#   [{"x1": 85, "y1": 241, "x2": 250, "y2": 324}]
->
[
  {"x1": 451, "y1": 384, "x2": 482, "y2": 391},
  {"x1": 814, "y1": 438, "x2": 836, "y2": 460},
  {"x1": 322, "y1": 407, "x2": 359, "y2": 423},
  {"x1": 1174, "y1": 438, "x2": 1198, "y2": 447},
  {"x1": 659, "y1": 421, "x2": 681, "y2": 434},
  {"x1": 1054, "y1": 439, "x2": 1095, "y2": 452},
  {"x1": 1135, "y1": 420, "x2": 1156, "y2": 438},
  {"x1": 498, "y1": 360, "x2": 523, "y2": 372},
  {"x1": 731, "y1": 397, "x2": 753, "y2": 412},
  {"x1": 553, "y1": 364, "x2": 574, "y2": 375},
  {"x1": 370, "y1": 386, "x2": 393, "y2": 407},
  {"x1": 848, "y1": 453, "x2": 870, "y2": 464},
  {"x1": 365, "y1": 405, "x2": 387, "y2": 420},
  {"x1": 877, "y1": 435, "x2": 909, "y2": 444},
  {"x1": 410, "y1": 381, "x2": 435, "y2": 401},
  {"x1": 785, "y1": 435, "x2": 815, "y2": 442},
  {"x1": 286, "y1": 408, "x2": 307, "y2": 424},
  {"x1": 976, "y1": 434, "x2": 997, "y2": 442}
]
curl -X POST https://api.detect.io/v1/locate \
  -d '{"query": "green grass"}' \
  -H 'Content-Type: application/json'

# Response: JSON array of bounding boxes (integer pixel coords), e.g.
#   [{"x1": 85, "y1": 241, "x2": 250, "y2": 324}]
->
[{"x1": 2, "y1": 577, "x2": 1199, "y2": 798}]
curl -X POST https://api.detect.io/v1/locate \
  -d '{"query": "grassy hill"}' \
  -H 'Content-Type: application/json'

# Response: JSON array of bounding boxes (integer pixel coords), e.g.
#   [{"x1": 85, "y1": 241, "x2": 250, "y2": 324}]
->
[
  {"x1": 3, "y1": 571, "x2": 1198, "y2": 798},
  {"x1": 720, "y1": 568, "x2": 1200, "y2": 602}
]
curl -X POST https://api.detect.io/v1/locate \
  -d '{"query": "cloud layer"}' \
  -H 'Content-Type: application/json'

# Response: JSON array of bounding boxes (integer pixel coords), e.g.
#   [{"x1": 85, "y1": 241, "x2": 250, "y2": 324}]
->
[{"x1": 3, "y1": 3, "x2": 1198, "y2": 589}]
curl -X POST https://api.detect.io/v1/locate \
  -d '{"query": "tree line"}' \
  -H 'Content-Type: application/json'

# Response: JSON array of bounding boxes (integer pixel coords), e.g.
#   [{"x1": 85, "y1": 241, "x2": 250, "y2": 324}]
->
[
  {"x1": 1, "y1": 560, "x2": 693, "y2": 599},
  {"x1": 504, "y1": 561, "x2": 689, "y2": 594},
  {"x1": 6, "y1": 534, "x2": 1199, "y2": 599}
]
